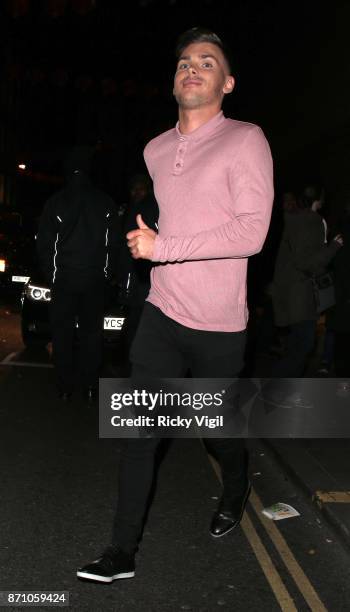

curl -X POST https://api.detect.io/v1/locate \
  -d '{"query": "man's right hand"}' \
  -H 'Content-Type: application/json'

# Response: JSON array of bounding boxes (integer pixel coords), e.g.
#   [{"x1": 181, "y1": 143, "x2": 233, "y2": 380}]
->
[
  {"x1": 333, "y1": 234, "x2": 343, "y2": 247},
  {"x1": 126, "y1": 214, "x2": 157, "y2": 260}
]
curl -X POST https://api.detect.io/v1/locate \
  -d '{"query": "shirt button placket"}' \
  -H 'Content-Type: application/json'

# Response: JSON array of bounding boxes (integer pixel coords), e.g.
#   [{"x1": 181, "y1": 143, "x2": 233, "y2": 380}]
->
[{"x1": 174, "y1": 137, "x2": 188, "y2": 174}]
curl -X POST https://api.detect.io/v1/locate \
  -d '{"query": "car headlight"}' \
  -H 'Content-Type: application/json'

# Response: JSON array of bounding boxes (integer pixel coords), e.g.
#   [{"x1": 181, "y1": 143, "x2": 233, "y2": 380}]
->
[
  {"x1": 25, "y1": 283, "x2": 51, "y2": 302},
  {"x1": 0, "y1": 258, "x2": 6, "y2": 272}
]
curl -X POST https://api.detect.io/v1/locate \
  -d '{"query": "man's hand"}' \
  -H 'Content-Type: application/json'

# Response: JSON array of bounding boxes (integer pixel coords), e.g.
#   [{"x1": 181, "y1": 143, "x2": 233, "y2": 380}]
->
[
  {"x1": 126, "y1": 214, "x2": 157, "y2": 260},
  {"x1": 333, "y1": 234, "x2": 343, "y2": 247}
]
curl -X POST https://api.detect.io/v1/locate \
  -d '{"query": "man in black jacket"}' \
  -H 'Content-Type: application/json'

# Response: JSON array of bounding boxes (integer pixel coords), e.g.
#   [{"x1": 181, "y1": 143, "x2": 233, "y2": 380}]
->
[{"x1": 36, "y1": 146, "x2": 121, "y2": 401}]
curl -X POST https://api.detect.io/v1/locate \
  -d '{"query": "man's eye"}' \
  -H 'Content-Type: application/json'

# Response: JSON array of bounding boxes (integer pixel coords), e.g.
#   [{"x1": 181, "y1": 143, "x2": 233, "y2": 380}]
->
[
  {"x1": 202, "y1": 62, "x2": 213, "y2": 68},
  {"x1": 178, "y1": 63, "x2": 189, "y2": 70}
]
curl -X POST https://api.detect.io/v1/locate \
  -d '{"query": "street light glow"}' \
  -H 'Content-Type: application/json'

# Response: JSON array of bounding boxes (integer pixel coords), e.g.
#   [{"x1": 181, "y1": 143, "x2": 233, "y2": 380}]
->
[{"x1": 18, "y1": 163, "x2": 26, "y2": 170}]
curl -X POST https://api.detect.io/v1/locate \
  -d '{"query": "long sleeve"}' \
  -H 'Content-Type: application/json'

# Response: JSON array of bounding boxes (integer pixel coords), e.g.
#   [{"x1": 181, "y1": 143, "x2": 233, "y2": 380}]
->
[
  {"x1": 152, "y1": 127, "x2": 274, "y2": 263},
  {"x1": 288, "y1": 216, "x2": 341, "y2": 277}
]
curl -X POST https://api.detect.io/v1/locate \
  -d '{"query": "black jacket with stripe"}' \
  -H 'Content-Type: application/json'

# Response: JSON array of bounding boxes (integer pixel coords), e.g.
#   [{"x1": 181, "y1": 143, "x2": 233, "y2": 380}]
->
[{"x1": 36, "y1": 172, "x2": 121, "y2": 286}]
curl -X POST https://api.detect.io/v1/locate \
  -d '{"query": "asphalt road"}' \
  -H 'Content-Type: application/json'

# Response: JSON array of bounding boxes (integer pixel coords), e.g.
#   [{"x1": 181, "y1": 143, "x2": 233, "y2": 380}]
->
[{"x1": 0, "y1": 297, "x2": 350, "y2": 611}]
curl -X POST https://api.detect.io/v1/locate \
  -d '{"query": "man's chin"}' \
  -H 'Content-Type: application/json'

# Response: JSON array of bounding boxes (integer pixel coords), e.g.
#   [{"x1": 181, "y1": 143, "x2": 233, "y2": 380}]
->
[{"x1": 175, "y1": 94, "x2": 206, "y2": 109}]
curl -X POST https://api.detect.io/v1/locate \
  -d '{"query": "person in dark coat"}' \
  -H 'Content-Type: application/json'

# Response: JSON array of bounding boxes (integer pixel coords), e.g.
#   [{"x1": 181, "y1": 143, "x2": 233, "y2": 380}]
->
[
  {"x1": 117, "y1": 174, "x2": 159, "y2": 357},
  {"x1": 36, "y1": 146, "x2": 121, "y2": 400},
  {"x1": 326, "y1": 205, "x2": 350, "y2": 376},
  {"x1": 271, "y1": 185, "x2": 343, "y2": 376}
]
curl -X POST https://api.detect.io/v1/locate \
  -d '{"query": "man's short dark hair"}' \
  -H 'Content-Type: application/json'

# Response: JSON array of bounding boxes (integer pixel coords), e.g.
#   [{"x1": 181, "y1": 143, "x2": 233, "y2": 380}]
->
[
  {"x1": 175, "y1": 27, "x2": 232, "y2": 73},
  {"x1": 299, "y1": 185, "x2": 324, "y2": 209}
]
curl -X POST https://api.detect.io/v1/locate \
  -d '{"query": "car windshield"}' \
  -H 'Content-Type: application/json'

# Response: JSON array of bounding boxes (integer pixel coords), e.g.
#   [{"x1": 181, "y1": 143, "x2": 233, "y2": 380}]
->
[
  {"x1": 0, "y1": 213, "x2": 23, "y2": 238},
  {"x1": 0, "y1": 213, "x2": 22, "y2": 234}
]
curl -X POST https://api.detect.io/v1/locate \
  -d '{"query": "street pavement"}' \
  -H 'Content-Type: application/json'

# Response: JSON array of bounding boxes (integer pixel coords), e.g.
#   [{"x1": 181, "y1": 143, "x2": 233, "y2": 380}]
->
[
  {"x1": 265, "y1": 438, "x2": 350, "y2": 552},
  {"x1": 250, "y1": 318, "x2": 350, "y2": 556},
  {"x1": 0, "y1": 300, "x2": 350, "y2": 610}
]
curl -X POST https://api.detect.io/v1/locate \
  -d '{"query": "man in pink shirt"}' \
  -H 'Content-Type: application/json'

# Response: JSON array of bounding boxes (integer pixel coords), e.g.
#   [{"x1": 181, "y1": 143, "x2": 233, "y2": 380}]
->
[{"x1": 78, "y1": 27, "x2": 273, "y2": 583}]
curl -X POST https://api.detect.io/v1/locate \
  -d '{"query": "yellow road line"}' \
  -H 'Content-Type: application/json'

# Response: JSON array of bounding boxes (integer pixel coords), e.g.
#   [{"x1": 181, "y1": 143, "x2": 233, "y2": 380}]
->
[
  {"x1": 207, "y1": 453, "x2": 327, "y2": 612},
  {"x1": 209, "y1": 456, "x2": 297, "y2": 611},
  {"x1": 241, "y1": 511, "x2": 298, "y2": 611},
  {"x1": 250, "y1": 489, "x2": 327, "y2": 612},
  {"x1": 314, "y1": 491, "x2": 350, "y2": 503}
]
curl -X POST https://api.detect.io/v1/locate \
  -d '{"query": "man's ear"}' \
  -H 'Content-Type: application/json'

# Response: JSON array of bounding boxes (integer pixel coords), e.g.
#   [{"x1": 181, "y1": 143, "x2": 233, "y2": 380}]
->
[{"x1": 223, "y1": 76, "x2": 235, "y2": 95}]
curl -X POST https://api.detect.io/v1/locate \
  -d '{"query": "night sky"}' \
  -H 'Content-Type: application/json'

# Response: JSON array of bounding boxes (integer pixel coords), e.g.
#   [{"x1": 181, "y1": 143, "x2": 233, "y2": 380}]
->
[{"x1": 1, "y1": 0, "x2": 350, "y2": 209}]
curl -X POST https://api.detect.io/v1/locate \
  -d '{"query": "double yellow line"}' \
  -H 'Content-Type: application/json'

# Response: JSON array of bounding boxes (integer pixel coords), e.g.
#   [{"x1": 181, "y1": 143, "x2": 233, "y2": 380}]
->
[{"x1": 208, "y1": 456, "x2": 327, "y2": 611}]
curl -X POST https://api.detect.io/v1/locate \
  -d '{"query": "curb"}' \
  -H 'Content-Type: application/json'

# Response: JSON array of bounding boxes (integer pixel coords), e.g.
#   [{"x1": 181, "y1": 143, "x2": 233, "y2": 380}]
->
[{"x1": 261, "y1": 438, "x2": 350, "y2": 555}]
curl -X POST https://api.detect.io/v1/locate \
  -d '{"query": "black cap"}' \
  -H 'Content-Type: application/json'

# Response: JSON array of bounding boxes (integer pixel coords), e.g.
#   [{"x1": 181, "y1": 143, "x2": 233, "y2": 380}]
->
[{"x1": 64, "y1": 146, "x2": 94, "y2": 177}]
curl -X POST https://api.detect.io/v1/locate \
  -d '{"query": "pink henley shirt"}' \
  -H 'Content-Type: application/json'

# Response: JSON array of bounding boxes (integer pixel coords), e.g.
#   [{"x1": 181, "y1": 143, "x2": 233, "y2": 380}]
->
[{"x1": 144, "y1": 111, "x2": 274, "y2": 332}]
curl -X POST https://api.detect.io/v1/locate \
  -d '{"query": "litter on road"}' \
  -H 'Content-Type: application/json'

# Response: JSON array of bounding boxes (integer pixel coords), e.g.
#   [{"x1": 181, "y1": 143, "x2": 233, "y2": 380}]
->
[{"x1": 262, "y1": 502, "x2": 300, "y2": 520}]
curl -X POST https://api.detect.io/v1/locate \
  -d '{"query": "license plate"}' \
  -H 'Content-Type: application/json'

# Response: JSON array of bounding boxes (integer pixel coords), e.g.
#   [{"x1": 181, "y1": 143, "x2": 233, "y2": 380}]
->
[
  {"x1": 12, "y1": 275, "x2": 30, "y2": 283},
  {"x1": 104, "y1": 316, "x2": 125, "y2": 330}
]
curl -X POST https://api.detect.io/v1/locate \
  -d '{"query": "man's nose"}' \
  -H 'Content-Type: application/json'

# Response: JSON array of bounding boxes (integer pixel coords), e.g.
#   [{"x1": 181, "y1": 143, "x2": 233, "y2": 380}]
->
[{"x1": 187, "y1": 64, "x2": 197, "y2": 75}]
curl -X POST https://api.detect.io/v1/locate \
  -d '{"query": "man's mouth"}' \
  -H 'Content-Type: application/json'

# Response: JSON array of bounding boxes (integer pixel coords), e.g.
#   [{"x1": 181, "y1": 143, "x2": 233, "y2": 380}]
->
[{"x1": 183, "y1": 79, "x2": 202, "y2": 87}]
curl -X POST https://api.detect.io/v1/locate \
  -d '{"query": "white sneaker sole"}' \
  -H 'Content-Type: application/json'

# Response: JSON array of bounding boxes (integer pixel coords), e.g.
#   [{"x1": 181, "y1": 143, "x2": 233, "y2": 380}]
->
[{"x1": 76, "y1": 570, "x2": 135, "y2": 583}]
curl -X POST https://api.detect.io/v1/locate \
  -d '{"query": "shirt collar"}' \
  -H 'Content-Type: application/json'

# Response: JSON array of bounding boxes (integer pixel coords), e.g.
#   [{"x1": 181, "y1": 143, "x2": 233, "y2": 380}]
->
[{"x1": 175, "y1": 110, "x2": 225, "y2": 142}]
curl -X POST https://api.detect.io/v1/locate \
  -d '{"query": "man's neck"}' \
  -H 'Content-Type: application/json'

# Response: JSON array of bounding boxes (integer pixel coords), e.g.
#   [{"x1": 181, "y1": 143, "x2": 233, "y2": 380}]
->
[{"x1": 178, "y1": 106, "x2": 222, "y2": 134}]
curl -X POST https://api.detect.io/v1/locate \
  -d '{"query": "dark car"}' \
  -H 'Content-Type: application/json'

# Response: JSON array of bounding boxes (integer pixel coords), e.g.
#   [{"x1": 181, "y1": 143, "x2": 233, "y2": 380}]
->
[
  {"x1": 0, "y1": 212, "x2": 35, "y2": 296},
  {"x1": 21, "y1": 271, "x2": 130, "y2": 348}
]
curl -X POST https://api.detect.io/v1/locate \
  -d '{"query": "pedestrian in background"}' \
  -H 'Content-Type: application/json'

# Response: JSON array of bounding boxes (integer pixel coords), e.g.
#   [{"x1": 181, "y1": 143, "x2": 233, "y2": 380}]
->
[
  {"x1": 252, "y1": 190, "x2": 299, "y2": 365},
  {"x1": 36, "y1": 146, "x2": 121, "y2": 401},
  {"x1": 117, "y1": 174, "x2": 159, "y2": 358},
  {"x1": 326, "y1": 204, "x2": 350, "y2": 376},
  {"x1": 271, "y1": 184, "x2": 343, "y2": 377}
]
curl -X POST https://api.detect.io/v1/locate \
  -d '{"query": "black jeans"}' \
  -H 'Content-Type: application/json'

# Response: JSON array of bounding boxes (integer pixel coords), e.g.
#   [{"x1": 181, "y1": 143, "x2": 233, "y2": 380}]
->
[
  {"x1": 112, "y1": 302, "x2": 248, "y2": 554},
  {"x1": 50, "y1": 274, "x2": 105, "y2": 392}
]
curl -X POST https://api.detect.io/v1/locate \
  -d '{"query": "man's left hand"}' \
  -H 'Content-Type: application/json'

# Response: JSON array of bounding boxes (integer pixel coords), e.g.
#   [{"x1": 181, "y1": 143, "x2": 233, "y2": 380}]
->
[{"x1": 126, "y1": 214, "x2": 157, "y2": 259}]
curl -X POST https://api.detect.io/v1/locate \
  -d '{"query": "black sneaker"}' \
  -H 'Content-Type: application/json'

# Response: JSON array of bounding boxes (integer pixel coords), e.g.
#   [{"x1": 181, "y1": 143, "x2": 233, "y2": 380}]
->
[
  {"x1": 77, "y1": 547, "x2": 135, "y2": 583},
  {"x1": 317, "y1": 362, "x2": 330, "y2": 377},
  {"x1": 58, "y1": 391, "x2": 72, "y2": 402}
]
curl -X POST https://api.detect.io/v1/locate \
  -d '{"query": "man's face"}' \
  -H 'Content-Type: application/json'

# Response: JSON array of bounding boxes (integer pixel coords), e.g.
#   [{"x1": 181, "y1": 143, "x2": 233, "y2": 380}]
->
[
  {"x1": 282, "y1": 192, "x2": 297, "y2": 212},
  {"x1": 173, "y1": 42, "x2": 234, "y2": 110},
  {"x1": 130, "y1": 183, "x2": 148, "y2": 204}
]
